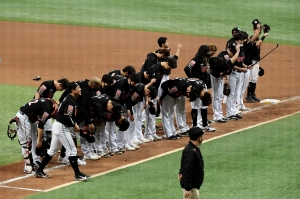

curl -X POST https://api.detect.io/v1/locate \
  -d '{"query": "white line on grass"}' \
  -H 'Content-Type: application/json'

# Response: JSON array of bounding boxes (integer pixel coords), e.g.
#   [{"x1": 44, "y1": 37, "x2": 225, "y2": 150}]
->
[{"x1": 1, "y1": 97, "x2": 300, "y2": 192}]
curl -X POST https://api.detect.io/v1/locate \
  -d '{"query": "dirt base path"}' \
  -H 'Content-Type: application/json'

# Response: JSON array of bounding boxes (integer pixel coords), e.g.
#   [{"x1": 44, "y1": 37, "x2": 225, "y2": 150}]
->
[{"x1": 0, "y1": 21, "x2": 299, "y2": 198}]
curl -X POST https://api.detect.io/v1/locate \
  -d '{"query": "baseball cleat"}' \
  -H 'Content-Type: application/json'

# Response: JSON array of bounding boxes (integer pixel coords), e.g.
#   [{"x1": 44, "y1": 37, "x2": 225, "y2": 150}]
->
[
  {"x1": 167, "y1": 135, "x2": 177, "y2": 140},
  {"x1": 246, "y1": 95, "x2": 255, "y2": 103},
  {"x1": 35, "y1": 170, "x2": 51, "y2": 178},
  {"x1": 251, "y1": 95, "x2": 260, "y2": 102},
  {"x1": 74, "y1": 172, "x2": 90, "y2": 181},
  {"x1": 234, "y1": 114, "x2": 243, "y2": 119},
  {"x1": 227, "y1": 115, "x2": 238, "y2": 120}
]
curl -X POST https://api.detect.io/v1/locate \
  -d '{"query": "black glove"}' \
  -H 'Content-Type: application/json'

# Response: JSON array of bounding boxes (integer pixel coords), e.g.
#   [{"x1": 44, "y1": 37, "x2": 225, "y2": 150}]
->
[
  {"x1": 262, "y1": 24, "x2": 270, "y2": 33},
  {"x1": 223, "y1": 83, "x2": 231, "y2": 96},
  {"x1": 258, "y1": 67, "x2": 265, "y2": 76}
]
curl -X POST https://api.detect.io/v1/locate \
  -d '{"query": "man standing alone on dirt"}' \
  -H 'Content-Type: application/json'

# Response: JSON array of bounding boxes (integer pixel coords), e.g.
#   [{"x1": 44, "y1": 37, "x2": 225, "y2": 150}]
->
[{"x1": 178, "y1": 127, "x2": 204, "y2": 199}]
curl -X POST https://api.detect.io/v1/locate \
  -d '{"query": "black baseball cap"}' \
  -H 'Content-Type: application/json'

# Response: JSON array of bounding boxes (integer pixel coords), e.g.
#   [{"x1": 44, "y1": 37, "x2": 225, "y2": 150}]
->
[
  {"x1": 227, "y1": 42, "x2": 237, "y2": 54},
  {"x1": 231, "y1": 27, "x2": 241, "y2": 35}
]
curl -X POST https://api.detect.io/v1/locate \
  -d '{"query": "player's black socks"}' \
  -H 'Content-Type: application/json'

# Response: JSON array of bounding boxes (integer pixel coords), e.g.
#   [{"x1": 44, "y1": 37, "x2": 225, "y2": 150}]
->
[
  {"x1": 73, "y1": 138, "x2": 77, "y2": 148},
  {"x1": 69, "y1": 156, "x2": 80, "y2": 174},
  {"x1": 156, "y1": 101, "x2": 160, "y2": 117},
  {"x1": 38, "y1": 153, "x2": 52, "y2": 172},
  {"x1": 248, "y1": 82, "x2": 255, "y2": 96},
  {"x1": 201, "y1": 108, "x2": 208, "y2": 127},
  {"x1": 192, "y1": 109, "x2": 198, "y2": 127},
  {"x1": 252, "y1": 83, "x2": 257, "y2": 95},
  {"x1": 60, "y1": 146, "x2": 66, "y2": 158}
]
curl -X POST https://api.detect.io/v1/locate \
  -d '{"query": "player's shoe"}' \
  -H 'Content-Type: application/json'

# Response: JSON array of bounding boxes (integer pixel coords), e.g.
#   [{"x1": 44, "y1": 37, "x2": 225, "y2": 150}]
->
[
  {"x1": 215, "y1": 118, "x2": 227, "y2": 123},
  {"x1": 180, "y1": 131, "x2": 189, "y2": 136},
  {"x1": 83, "y1": 153, "x2": 99, "y2": 160},
  {"x1": 227, "y1": 115, "x2": 238, "y2": 120},
  {"x1": 133, "y1": 139, "x2": 143, "y2": 145},
  {"x1": 234, "y1": 114, "x2": 243, "y2": 119},
  {"x1": 97, "y1": 151, "x2": 110, "y2": 158},
  {"x1": 139, "y1": 138, "x2": 150, "y2": 143},
  {"x1": 202, "y1": 126, "x2": 216, "y2": 132},
  {"x1": 251, "y1": 94, "x2": 260, "y2": 102},
  {"x1": 152, "y1": 134, "x2": 162, "y2": 140},
  {"x1": 74, "y1": 172, "x2": 90, "y2": 181},
  {"x1": 239, "y1": 107, "x2": 250, "y2": 111},
  {"x1": 144, "y1": 135, "x2": 155, "y2": 142},
  {"x1": 131, "y1": 144, "x2": 140, "y2": 149},
  {"x1": 175, "y1": 134, "x2": 182, "y2": 139},
  {"x1": 167, "y1": 135, "x2": 177, "y2": 140},
  {"x1": 35, "y1": 170, "x2": 51, "y2": 178},
  {"x1": 125, "y1": 144, "x2": 136, "y2": 151},
  {"x1": 77, "y1": 158, "x2": 87, "y2": 166},
  {"x1": 57, "y1": 156, "x2": 69, "y2": 164},
  {"x1": 246, "y1": 95, "x2": 255, "y2": 103}
]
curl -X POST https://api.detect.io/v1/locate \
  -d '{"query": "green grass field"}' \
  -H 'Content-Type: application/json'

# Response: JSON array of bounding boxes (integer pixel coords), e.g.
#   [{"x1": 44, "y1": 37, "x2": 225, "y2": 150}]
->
[
  {"x1": 25, "y1": 113, "x2": 300, "y2": 199},
  {"x1": 0, "y1": 0, "x2": 299, "y2": 198},
  {"x1": 0, "y1": 0, "x2": 300, "y2": 45}
]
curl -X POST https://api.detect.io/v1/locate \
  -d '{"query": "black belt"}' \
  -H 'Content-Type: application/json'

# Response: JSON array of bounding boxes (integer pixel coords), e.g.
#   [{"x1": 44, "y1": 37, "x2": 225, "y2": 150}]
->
[{"x1": 233, "y1": 70, "x2": 241, "y2": 73}]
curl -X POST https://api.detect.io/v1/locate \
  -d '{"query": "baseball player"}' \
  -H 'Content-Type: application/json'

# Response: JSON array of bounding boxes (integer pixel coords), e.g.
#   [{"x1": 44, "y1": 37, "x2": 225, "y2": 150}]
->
[
  {"x1": 187, "y1": 78, "x2": 213, "y2": 132},
  {"x1": 225, "y1": 36, "x2": 248, "y2": 120},
  {"x1": 144, "y1": 57, "x2": 177, "y2": 141},
  {"x1": 35, "y1": 82, "x2": 90, "y2": 181},
  {"x1": 14, "y1": 98, "x2": 58, "y2": 174},
  {"x1": 237, "y1": 26, "x2": 262, "y2": 110},
  {"x1": 92, "y1": 94, "x2": 129, "y2": 157},
  {"x1": 184, "y1": 45, "x2": 214, "y2": 131},
  {"x1": 210, "y1": 54, "x2": 234, "y2": 123},
  {"x1": 125, "y1": 83, "x2": 157, "y2": 147},
  {"x1": 59, "y1": 77, "x2": 101, "y2": 160},
  {"x1": 158, "y1": 78, "x2": 201, "y2": 140},
  {"x1": 108, "y1": 73, "x2": 140, "y2": 151},
  {"x1": 247, "y1": 19, "x2": 270, "y2": 102},
  {"x1": 108, "y1": 65, "x2": 136, "y2": 77},
  {"x1": 223, "y1": 27, "x2": 241, "y2": 104},
  {"x1": 226, "y1": 27, "x2": 241, "y2": 49},
  {"x1": 33, "y1": 78, "x2": 69, "y2": 166}
]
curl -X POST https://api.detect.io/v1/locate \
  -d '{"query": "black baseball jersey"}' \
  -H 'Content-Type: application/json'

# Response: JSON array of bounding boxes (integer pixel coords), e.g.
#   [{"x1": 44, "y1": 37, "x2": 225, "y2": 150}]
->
[
  {"x1": 108, "y1": 69, "x2": 121, "y2": 76},
  {"x1": 59, "y1": 79, "x2": 94, "y2": 125},
  {"x1": 109, "y1": 77, "x2": 131, "y2": 106},
  {"x1": 20, "y1": 98, "x2": 54, "y2": 128},
  {"x1": 187, "y1": 78, "x2": 205, "y2": 91},
  {"x1": 140, "y1": 52, "x2": 159, "y2": 73},
  {"x1": 227, "y1": 42, "x2": 245, "y2": 69},
  {"x1": 92, "y1": 95, "x2": 123, "y2": 122},
  {"x1": 249, "y1": 36, "x2": 260, "y2": 61},
  {"x1": 184, "y1": 56, "x2": 211, "y2": 89},
  {"x1": 146, "y1": 62, "x2": 165, "y2": 88},
  {"x1": 56, "y1": 94, "x2": 77, "y2": 128},
  {"x1": 210, "y1": 51, "x2": 234, "y2": 77},
  {"x1": 126, "y1": 83, "x2": 145, "y2": 114},
  {"x1": 35, "y1": 80, "x2": 56, "y2": 99},
  {"x1": 243, "y1": 40, "x2": 256, "y2": 65},
  {"x1": 137, "y1": 71, "x2": 151, "y2": 85},
  {"x1": 159, "y1": 78, "x2": 190, "y2": 101}
]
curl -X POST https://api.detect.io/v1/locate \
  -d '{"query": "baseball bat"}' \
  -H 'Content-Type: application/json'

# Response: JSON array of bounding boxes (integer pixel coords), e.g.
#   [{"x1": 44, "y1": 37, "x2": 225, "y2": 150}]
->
[{"x1": 251, "y1": 44, "x2": 279, "y2": 66}]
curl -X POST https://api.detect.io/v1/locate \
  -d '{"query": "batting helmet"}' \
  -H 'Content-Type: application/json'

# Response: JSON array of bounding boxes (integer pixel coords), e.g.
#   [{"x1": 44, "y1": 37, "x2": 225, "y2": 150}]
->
[
  {"x1": 148, "y1": 101, "x2": 156, "y2": 115},
  {"x1": 116, "y1": 118, "x2": 130, "y2": 131}
]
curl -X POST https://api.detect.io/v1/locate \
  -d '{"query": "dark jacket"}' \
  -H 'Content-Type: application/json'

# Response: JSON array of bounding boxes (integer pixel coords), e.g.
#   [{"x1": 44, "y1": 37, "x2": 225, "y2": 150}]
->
[{"x1": 179, "y1": 141, "x2": 204, "y2": 190}]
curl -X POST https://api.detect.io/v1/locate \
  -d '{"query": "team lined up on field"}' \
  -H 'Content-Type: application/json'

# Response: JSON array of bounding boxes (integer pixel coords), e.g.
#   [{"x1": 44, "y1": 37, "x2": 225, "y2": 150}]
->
[{"x1": 12, "y1": 18, "x2": 269, "y2": 181}]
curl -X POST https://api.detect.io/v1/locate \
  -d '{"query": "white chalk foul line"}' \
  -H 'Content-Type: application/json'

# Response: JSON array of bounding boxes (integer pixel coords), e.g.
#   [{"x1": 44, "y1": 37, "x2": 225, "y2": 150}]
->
[
  {"x1": 0, "y1": 164, "x2": 66, "y2": 186},
  {"x1": 2, "y1": 96, "x2": 300, "y2": 192},
  {"x1": 0, "y1": 185, "x2": 44, "y2": 192}
]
